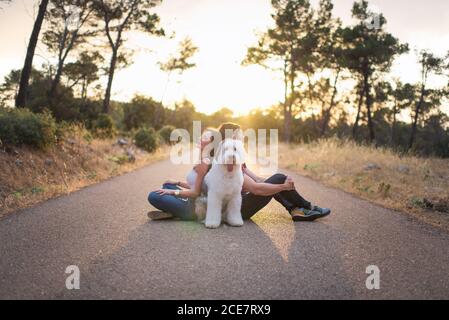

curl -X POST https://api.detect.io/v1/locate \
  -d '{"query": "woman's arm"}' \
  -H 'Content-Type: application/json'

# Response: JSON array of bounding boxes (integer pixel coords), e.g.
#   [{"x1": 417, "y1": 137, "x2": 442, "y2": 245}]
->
[
  {"x1": 177, "y1": 181, "x2": 191, "y2": 189},
  {"x1": 157, "y1": 162, "x2": 209, "y2": 198},
  {"x1": 164, "y1": 179, "x2": 191, "y2": 189},
  {"x1": 243, "y1": 174, "x2": 294, "y2": 196},
  {"x1": 180, "y1": 164, "x2": 207, "y2": 198}
]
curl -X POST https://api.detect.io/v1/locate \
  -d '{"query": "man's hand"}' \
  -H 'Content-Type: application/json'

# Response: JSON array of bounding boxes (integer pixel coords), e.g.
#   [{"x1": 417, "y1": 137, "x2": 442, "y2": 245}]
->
[{"x1": 283, "y1": 176, "x2": 295, "y2": 191}]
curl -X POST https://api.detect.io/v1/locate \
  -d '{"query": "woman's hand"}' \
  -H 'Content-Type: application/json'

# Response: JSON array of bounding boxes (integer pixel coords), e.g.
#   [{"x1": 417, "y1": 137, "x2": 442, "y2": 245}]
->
[
  {"x1": 283, "y1": 176, "x2": 295, "y2": 191},
  {"x1": 155, "y1": 189, "x2": 176, "y2": 196}
]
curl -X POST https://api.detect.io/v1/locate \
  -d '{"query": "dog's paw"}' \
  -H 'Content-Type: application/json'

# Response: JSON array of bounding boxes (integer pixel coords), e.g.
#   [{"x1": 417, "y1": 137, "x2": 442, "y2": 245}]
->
[
  {"x1": 226, "y1": 215, "x2": 244, "y2": 227},
  {"x1": 205, "y1": 220, "x2": 221, "y2": 229}
]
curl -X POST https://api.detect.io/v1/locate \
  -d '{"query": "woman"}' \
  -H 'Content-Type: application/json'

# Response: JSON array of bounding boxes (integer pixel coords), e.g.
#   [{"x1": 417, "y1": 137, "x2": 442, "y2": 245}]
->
[
  {"x1": 147, "y1": 128, "x2": 216, "y2": 221},
  {"x1": 147, "y1": 123, "x2": 330, "y2": 222}
]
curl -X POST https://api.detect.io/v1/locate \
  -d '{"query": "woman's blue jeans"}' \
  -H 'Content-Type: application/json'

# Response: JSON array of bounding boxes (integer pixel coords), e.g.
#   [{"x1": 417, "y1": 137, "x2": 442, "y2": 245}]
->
[
  {"x1": 148, "y1": 174, "x2": 312, "y2": 221},
  {"x1": 148, "y1": 183, "x2": 196, "y2": 221}
]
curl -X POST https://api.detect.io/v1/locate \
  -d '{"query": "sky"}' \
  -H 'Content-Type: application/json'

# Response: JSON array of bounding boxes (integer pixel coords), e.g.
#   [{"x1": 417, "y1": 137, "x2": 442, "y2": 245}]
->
[{"x1": 0, "y1": 0, "x2": 449, "y2": 115}]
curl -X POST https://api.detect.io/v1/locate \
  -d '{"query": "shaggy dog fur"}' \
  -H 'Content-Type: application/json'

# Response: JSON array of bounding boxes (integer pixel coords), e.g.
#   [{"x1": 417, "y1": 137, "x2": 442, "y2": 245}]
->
[{"x1": 202, "y1": 139, "x2": 245, "y2": 229}]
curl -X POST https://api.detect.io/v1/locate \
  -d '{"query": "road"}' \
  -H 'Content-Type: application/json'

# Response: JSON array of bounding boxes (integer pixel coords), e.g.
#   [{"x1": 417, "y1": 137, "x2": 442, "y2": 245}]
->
[{"x1": 1, "y1": 159, "x2": 449, "y2": 299}]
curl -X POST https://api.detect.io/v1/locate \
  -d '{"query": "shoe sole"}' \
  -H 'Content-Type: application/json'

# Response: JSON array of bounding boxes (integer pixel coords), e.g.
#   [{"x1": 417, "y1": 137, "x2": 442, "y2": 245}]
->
[
  {"x1": 292, "y1": 210, "x2": 331, "y2": 222},
  {"x1": 147, "y1": 211, "x2": 174, "y2": 221},
  {"x1": 320, "y1": 210, "x2": 331, "y2": 218},
  {"x1": 292, "y1": 213, "x2": 323, "y2": 222}
]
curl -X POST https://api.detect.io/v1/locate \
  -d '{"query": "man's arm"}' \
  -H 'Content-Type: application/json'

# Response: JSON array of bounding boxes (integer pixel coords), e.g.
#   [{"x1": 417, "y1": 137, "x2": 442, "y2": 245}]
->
[
  {"x1": 243, "y1": 174, "x2": 294, "y2": 196},
  {"x1": 243, "y1": 165, "x2": 264, "y2": 183}
]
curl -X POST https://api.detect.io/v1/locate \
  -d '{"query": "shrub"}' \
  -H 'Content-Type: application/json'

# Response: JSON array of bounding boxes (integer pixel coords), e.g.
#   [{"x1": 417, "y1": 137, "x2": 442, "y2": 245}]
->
[
  {"x1": 108, "y1": 154, "x2": 131, "y2": 165},
  {"x1": 0, "y1": 108, "x2": 57, "y2": 149},
  {"x1": 158, "y1": 125, "x2": 176, "y2": 144},
  {"x1": 91, "y1": 114, "x2": 116, "y2": 138},
  {"x1": 123, "y1": 96, "x2": 165, "y2": 131},
  {"x1": 55, "y1": 120, "x2": 77, "y2": 142},
  {"x1": 134, "y1": 127, "x2": 159, "y2": 153}
]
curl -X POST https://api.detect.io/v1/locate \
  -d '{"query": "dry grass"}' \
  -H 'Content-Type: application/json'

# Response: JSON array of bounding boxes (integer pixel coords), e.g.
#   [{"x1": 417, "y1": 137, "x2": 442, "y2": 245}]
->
[
  {"x1": 279, "y1": 139, "x2": 449, "y2": 229},
  {"x1": 0, "y1": 130, "x2": 169, "y2": 217}
]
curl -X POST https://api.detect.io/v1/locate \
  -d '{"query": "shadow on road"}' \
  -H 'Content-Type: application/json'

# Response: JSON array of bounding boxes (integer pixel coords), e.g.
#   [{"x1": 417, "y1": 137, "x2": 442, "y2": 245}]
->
[{"x1": 58, "y1": 207, "x2": 359, "y2": 299}]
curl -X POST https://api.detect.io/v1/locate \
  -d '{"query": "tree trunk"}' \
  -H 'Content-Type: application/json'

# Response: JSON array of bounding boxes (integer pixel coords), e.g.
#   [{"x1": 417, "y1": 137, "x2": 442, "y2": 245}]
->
[
  {"x1": 284, "y1": 69, "x2": 296, "y2": 143},
  {"x1": 408, "y1": 85, "x2": 425, "y2": 150},
  {"x1": 352, "y1": 85, "x2": 364, "y2": 139},
  {"x1": 321, "y1": 70, "x2": 340, "y2": 137},
  {"x1": 391, "y1": 100, "x2": 397, "y2": 145},
  {"x1": 81, "y1": 77, "x2": 87, "y2": 100},
  {"x1": 49, "y1": 28, "x2": 74, "y2": 97},
  {"x1": 282, "y1": 64, "x2": 291, "y2": 143},
  {"x1": 49, "y1": 62, "x2": 64, "y2": 98},
  {"x1": 366, "y1": 101, "x2": 375, "y2": 143},
  {"x1": 15, "y1": 0, "x2": 49, "y2": 108},
  {"x1": 364, "y1": 73, "x2": 375, "y2": 143},
  {"x1": 321, "y1": 108, "x2": 332, "y2": 137},
  {"x1": 103, "y1": 49, "x2": 118, "y2": 113},
  {"x1": 284, "y1": 107, "x2": 292, "y2": 143}
]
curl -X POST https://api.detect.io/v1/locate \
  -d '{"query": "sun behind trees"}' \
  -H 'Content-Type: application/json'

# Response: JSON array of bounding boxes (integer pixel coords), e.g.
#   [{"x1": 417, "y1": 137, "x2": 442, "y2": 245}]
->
[
  {"x1": 242, "y1": 0, "x2": 448, "y2": 154},
  {"x1": 0, "y1": 0, "x2": 448, "y2": 157}
]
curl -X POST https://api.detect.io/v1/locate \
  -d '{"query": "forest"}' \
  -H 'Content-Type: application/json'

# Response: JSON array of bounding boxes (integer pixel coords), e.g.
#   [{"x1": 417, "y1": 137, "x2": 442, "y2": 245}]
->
[{"x1": 1, "y1": 0, "x2": 448, "y2": 157}]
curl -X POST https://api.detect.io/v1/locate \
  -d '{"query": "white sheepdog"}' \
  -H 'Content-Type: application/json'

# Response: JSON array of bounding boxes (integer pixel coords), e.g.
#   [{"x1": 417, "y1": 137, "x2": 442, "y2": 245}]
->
[{"x1": 202, "y1": 139, "x2": 245, "y2": 229}]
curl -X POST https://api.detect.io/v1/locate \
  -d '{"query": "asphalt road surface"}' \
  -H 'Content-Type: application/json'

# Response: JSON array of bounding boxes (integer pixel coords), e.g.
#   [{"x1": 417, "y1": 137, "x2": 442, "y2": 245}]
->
[{"x1": 1, "y1": 159, "x2": 449, "y2": 299}]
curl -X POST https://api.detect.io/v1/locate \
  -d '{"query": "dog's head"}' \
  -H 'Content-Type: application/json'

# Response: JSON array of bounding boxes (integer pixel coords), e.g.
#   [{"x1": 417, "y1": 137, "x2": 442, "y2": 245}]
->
[{"x1": 215, "y1": 139, "x2": 245, "y2": 173}]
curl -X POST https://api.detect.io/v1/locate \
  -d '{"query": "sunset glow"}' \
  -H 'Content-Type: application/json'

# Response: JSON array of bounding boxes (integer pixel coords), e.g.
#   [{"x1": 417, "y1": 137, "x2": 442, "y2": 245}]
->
[{"x1": 1, "y1": 0, "x2": 449, "y2": 114}]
